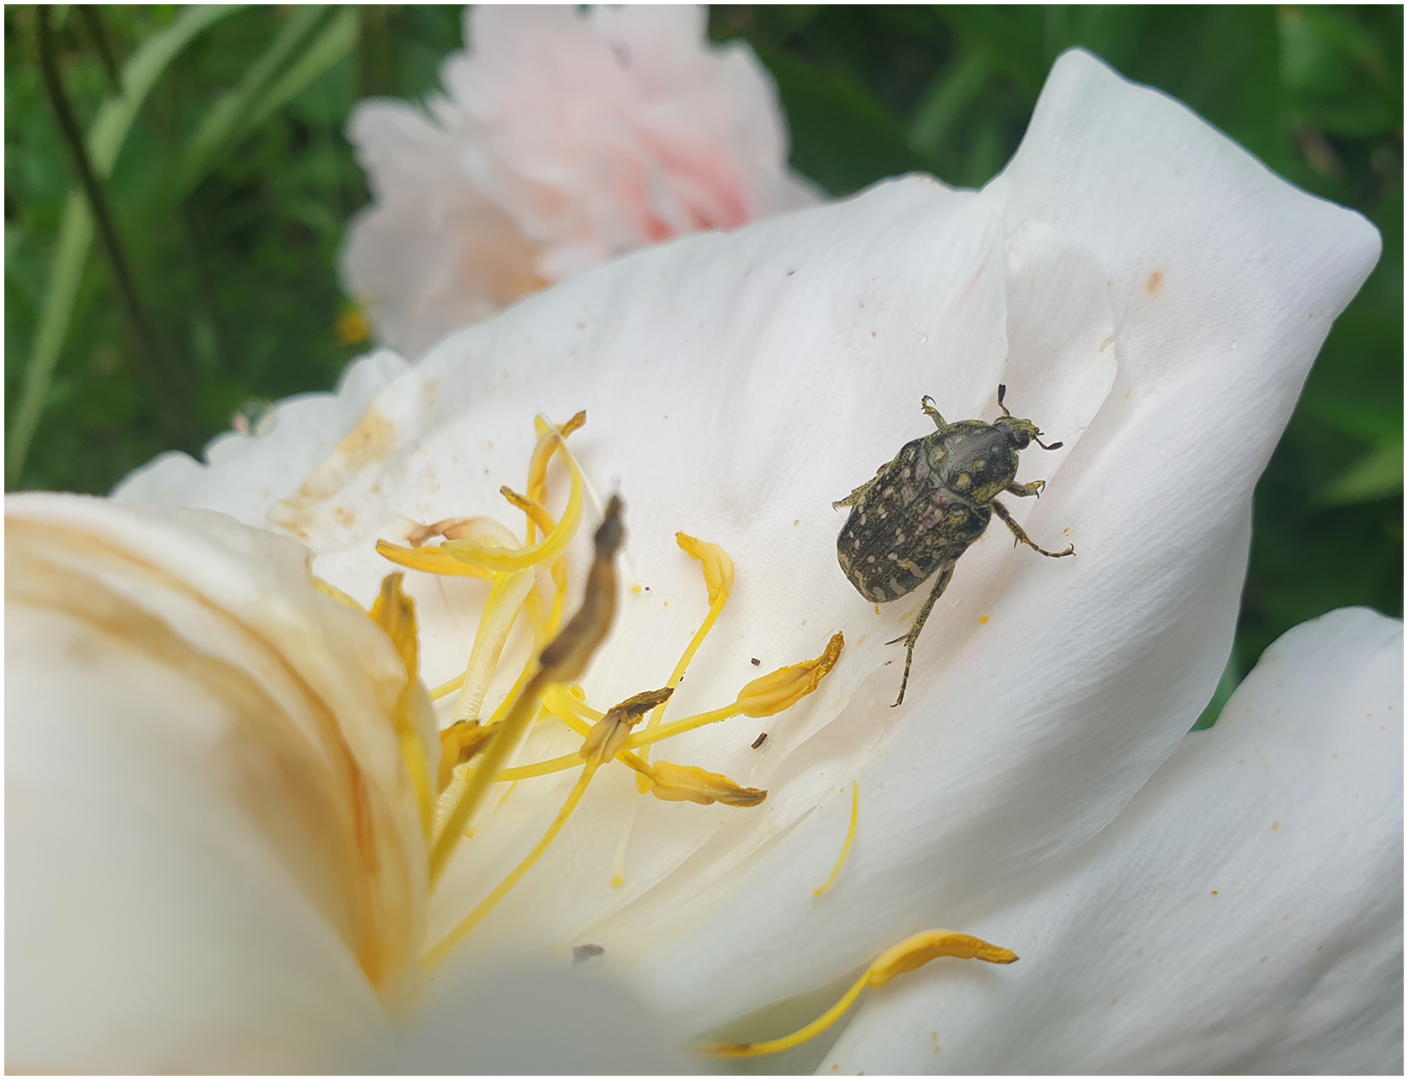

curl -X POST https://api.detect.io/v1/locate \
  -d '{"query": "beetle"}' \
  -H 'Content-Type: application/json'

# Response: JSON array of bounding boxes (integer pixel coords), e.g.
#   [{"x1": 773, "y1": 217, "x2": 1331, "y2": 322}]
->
[{"x1": 834, "y1": 385, "x2": 1074, "y2": 706}]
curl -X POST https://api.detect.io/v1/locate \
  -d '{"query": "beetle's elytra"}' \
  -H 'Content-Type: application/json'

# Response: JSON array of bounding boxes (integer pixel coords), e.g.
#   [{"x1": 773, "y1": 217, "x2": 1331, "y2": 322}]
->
[{"x1": 834, "y1": 385, "x2": 1074, "y2": 707}]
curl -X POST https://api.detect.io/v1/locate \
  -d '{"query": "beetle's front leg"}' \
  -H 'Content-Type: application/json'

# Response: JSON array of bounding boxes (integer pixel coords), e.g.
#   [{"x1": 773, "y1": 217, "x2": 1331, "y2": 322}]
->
[
  {"x1": 1005, "y1": 479, "x2": 1045, "y2": 498},
  {"x1": 920, "y1": 395, "x2": 947, "y2": 430},
  {"x1": 884, "y1": 560, "x2": 955, "y2": 707},
  {"x1": 992, "y1": 500, "x2": 1075, "y2": 558}
]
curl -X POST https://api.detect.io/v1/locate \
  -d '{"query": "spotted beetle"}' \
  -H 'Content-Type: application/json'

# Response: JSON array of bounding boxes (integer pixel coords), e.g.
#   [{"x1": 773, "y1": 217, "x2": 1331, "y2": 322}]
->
[{"x1": 834, "y1": 385, "x2": 1074, "y2": 706}]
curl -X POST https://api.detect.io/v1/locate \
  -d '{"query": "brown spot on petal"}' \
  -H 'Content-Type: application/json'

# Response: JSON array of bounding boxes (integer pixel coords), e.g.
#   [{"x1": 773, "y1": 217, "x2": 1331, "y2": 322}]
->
[
  {"x1": 1146, "y1": 270, "x2": 1164, "y2": 296},
  {"x1": 272, "y1": 407, "x2": 397, "y2": 540}
]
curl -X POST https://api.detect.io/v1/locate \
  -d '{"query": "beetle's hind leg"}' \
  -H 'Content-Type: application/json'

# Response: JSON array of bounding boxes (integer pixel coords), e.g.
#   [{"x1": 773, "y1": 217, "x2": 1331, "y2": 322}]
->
[
  {"x1": 833, "y1": 456, "x2": 895, "y2": 508},
  {"x1": 992, "y1": 500, "x2": 1075, "y2": 558},
  {"x1": 885, "y1": 561, "x2": 955, "y2": 707}
]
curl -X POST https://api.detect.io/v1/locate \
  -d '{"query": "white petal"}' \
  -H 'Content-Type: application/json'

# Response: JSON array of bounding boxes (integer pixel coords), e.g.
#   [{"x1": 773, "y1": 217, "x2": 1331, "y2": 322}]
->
[
  {"x1": 5, "y1": 495, "x2": 426, "y2": 1072},
  {"x1": 384, "y1": 965, "x2": 693, "y2": 1073},
  {"x1": 824, "y1": 607, "x2": 1403, "y2": 1074},
  {"x1": 113, "y1": 349, "x2": 411, "y2": 523},
  {"x1": 599, "y1": 48, "x2": 1382, "y2": 1035}
]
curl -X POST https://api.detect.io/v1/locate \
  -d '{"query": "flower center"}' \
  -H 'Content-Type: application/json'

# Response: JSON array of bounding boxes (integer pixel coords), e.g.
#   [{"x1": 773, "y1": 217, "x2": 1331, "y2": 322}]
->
[{"x1": 365, "y1": 411, "x2": 1016, "y2": 1057}]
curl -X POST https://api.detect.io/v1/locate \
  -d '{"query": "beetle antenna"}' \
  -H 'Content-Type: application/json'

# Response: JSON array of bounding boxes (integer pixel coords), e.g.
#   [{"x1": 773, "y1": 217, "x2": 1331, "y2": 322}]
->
[
  {"x1": 1034, "y1": 435, "x2": 1063, "y2": 451},
  {"x1": 997, "y1": 384, "x2": 1011, "y2": 417}
]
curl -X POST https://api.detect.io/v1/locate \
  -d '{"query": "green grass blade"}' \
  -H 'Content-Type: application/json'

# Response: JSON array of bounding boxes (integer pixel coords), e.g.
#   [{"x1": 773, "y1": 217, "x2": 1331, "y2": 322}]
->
[
  {"x1": 90, "y1": 5, "x2": 242, "y2": 173},
  {"x1": 243, "y1": 7, "x2": 358, "y2": 133},
  {"x1": 7, "y1": 195, "x2": 92, "y2": 487},
  {"x1": 1315, "y1": 438, "x2": 1405, "y2": 506},
  {"x1": 173, "y1": 6, "x2": 333, "y2": 200},
  {"x1": 7, "y1": 4, "x2": 242, "y2": 487}
]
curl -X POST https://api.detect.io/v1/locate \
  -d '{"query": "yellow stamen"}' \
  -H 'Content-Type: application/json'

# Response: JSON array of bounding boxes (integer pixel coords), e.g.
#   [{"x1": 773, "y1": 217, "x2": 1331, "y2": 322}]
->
[
  {"x1": 645, "y1": 760, "x2": 766, "y2": 807},
  {"x1": 525, "y1": 412, "x2": 587, "y2": 543},
  {"x1": 620, "y1": 634, "x2": 846, "y2": 749},
  {"x1": 542, "y1": 683, "x2": 600, "y2": 738},
  {"x1": 735, "y1": 632, "x2": 844, "y2": 717},
  {"x1": 444, "y1": 428, "x2": 584, "y2": 573},
  {"x1": 693, "y1": 930, "x2": 1018, "y2": 1058},
  {"x1": 449, "y1": 568, "x2": 537, "y2": 725},
  {"x1": 375, "y1": 539, "x2": 494, "y2": 579},
  {"x1": 427, "y1": 496, "x2": 624, "y2": 886},
  {"x1": 635, "y1": 533, "x2": 735, "y2": 791},
  {"x1": 625, "y1": 703, "x2": 741, "y2": 748},
  {"x1": 424, "y1": 756, "x2": 604, "y2": 972},
  {"x1": 430, "y1": 671, "x2": 466, "y2": 701},
  {"x1": 502, "y1": 485, "x2": 570, "y2": 640},
  {"x1": 523, "y1": 586, "x2": 549, "y2": 647},
  {"x1": 581, "y1": 687, "x2": 673, "y2": 763},
  {"x1": 813, "y1": 782, "x2": 859, "y2": 897},
  {"x1": 437, "y1": 720, "x2": 495, "y2": 794},
  {"x1": 368, "y1": 573, "x2": 434, "y2": 838},
  {"x1": 487, "y1": 638, "x2": 848, "y2": 785}
]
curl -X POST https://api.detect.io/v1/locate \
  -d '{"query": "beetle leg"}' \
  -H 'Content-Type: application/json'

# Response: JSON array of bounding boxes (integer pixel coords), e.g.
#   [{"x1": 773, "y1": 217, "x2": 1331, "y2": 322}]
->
[
  {"x1": 1004, "y1": 479, "x2": 1045, "y2": 498},
  {"x1": 884, "y1": 561, "x2": 955, "y2": 707},
  {"x1": 832, "y1": 475, "x2": 878, "y2": 509},
  {"x1": 920, "y1": 395, "x2": 947, "y2": 429},
  {"x1": 832, "y1": 456, "x2": 894, "y2": 509},
  {"x1": 992, "y1": 500, "x2": 1075, "y2": 558}
]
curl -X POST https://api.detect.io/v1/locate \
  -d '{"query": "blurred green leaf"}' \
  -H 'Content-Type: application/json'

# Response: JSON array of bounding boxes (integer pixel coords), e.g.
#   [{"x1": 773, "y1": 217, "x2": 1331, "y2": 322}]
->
[
  {"x1": 754, "y1": 45, "x2": 927, "y2": 195},
  {"x1": 935, "y1": 6, "x2": 1045, "y2": 98},
  {"x1": 1316, "y1": 438, "x2": 1404, "y2": 506},
  {"x1": 907, "y1": 51, "x2": 992, "y2": 164},
  {"x1": 1281, "y1": 6, "x2": 1401, "y2": 137}
]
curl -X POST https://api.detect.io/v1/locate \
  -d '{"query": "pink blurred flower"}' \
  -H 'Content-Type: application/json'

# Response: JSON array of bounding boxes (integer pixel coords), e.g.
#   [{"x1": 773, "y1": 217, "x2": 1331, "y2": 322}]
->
[{"x1": 341, "y1": 5, "x2": 819, "y2": 358}]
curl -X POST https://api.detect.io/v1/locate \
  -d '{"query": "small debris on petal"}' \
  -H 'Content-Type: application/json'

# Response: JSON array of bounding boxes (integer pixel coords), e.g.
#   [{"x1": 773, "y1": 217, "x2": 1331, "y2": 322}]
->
[{"x1": 573, "y1": 944, "x2": 606, "y2": 964}]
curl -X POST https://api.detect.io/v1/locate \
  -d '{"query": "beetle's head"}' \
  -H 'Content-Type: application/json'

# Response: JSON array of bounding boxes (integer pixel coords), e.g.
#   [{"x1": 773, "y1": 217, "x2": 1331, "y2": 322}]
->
[{"x1": 995, "y1": 385, "x2": 1063, "y2": 452}]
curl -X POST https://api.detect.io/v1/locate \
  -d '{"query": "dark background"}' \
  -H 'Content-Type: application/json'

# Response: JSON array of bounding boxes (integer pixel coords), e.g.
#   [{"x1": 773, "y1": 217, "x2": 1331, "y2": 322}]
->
[{"x1": 5, "y1": 6, "x2": 1401, "y2": 717}]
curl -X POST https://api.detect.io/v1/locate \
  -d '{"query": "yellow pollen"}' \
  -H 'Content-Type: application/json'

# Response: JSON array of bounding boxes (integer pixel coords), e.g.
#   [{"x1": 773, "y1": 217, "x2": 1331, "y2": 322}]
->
[
  {"x1": 813, "y1": 781, "x2": 859, "y2": 897},
  {"x1": 693, "y1": 930, "x2": 1018, "y2": 1059},
  {"x1": 335, "y1": 305, "x2": 371, "y2": 345}
]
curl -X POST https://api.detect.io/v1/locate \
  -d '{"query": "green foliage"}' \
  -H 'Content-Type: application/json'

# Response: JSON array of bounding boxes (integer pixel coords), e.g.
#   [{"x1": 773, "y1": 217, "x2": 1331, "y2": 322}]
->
[{"x1": 6, "y1": 6, "x2": 1402, "y2": 719}]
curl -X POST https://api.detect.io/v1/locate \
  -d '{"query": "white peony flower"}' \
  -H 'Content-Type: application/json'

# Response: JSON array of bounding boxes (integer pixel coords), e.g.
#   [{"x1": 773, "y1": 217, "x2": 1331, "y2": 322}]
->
[
  {"x1": 12, "y1": 50, "x2": 1398, "y2": 1072},
  {"x1": 341, "y1": 4, "x2": 818, "y2": 359}
]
